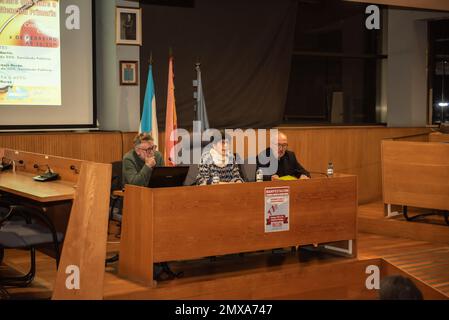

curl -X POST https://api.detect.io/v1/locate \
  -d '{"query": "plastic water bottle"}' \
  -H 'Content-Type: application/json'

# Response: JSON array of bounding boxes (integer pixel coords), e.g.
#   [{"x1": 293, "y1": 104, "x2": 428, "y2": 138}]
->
[
  {"x1": 327, "y1": 162, "x2": 334, "y2": 177},
  {"x1": 212, "y1": 173, "x2": 220, "y2": 185},
  {"x1": 256, "y1": 168, "x2": 264, "y2": 182}
]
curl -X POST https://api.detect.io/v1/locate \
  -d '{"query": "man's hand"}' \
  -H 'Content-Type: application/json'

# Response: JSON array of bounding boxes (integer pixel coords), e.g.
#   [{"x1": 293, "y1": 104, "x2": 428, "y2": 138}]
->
[
  {"x1": 300, "y1": 175, "x2": 310, "y2": 180},
  {"x1": 145, "y1": 156, "x2": 156, "y2": 168},
  {"x1": 271, "y1": 175, "x2": 280, "y2": 181}
]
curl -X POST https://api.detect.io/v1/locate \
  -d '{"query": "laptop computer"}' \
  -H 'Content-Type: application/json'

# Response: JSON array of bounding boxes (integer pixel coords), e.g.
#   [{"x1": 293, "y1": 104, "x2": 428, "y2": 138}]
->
[{"x1": 147, "y1": 166, "x2": 190, "y2": 188}]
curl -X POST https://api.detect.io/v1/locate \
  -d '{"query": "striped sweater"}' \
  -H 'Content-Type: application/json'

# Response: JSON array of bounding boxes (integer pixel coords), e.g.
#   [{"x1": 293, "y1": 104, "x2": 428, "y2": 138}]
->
[{"x1": 196, "y1": 150, "x2": 243, "y2": 185}]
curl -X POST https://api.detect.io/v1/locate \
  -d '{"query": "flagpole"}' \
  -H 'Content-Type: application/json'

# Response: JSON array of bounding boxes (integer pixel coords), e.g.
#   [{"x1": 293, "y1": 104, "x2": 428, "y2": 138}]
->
[
  {"x1": 194, "y1": 61, "x2": 201, "y2": 115},
  {"x1": 165, "y1": 49, "x2": 177, "y2": 166}
]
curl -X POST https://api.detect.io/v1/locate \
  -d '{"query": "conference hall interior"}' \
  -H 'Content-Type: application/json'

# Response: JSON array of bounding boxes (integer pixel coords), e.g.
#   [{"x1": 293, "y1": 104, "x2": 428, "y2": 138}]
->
[{"x1": 0, "y1": 0, "x2": 448, "y2": 302}]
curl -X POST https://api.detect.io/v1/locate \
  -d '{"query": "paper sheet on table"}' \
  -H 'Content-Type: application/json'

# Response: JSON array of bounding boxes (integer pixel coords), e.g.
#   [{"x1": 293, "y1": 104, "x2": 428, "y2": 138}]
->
[{"x1": 278, "y1": 175, "x2": 298, "y2": 181}]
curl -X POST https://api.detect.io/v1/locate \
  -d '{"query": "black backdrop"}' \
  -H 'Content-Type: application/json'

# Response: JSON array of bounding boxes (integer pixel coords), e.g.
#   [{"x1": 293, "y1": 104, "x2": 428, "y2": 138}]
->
[{"x1": 140, "y1": 0, "x2": 298, "y2": 129}]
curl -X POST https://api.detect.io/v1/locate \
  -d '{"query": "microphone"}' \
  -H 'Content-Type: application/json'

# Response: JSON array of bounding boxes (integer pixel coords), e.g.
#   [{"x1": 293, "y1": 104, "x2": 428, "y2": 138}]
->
[
  {"x1": 70, "y1": 165, "x2": 80, "y2": 174},
  {"x1": 32, "y1": 164, "x2": 60, "y2": 182}
]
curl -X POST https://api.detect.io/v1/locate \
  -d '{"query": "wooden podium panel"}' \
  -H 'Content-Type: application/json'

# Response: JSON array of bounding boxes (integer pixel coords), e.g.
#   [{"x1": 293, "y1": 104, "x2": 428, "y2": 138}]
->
[
  {"x1": 52, "y1": 162, "x2": 111, "y2": 300},
  {"x1": 119, "y1": 174, "x2": 358, "y2": 285},
  {"x1": 2, "y1": 149, "x2": 83, "y2": 183},
  {"x1": 382, "y1": 140, "x2": 449, "y2": 211}
]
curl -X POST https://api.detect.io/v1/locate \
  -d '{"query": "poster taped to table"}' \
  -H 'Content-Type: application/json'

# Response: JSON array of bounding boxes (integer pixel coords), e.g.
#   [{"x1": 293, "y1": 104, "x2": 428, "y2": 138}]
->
[{"x1": 265, "y1": 186, "x2": 290, "y2": 233}]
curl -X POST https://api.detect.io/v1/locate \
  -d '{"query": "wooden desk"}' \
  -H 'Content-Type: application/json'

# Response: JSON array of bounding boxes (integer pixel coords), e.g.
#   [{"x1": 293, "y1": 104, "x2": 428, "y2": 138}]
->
[
  {"x1": 119, "y1": 174, "x2": 358, "y2": 286},
  {"x1": 0, "y1": 171, "x2": 75, "y2": 203},
  {"x1": 0, "y1": 147, "x2": 112, "y2": 300},
  {"x1": 382, "y1": 140, "x2": 449, "y2": 217},
  {"x1": 429, "y1": 132, "x2": 449, "y2": 143}
]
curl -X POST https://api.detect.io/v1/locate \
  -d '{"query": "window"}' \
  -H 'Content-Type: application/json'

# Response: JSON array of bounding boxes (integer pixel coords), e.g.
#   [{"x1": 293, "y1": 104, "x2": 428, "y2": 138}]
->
[
  {"x1": 284, "y1": 0, "x2": 386, "y2": 125},
  {"x1": 428, "y1": 19, "x2": 449, "y2": 124}
]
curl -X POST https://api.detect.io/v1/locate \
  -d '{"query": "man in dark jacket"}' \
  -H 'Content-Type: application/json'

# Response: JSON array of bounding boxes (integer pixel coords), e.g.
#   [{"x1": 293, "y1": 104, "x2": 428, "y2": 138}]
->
[{"x1": 256, "y1": 131, "x2": 310, "y2": 181}]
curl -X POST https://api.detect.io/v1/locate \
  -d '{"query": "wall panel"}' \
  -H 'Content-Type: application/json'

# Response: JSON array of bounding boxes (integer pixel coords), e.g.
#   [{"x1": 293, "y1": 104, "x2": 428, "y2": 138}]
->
[{"x1": 0, "y1": 127, "x2": 430, "y2": 203}]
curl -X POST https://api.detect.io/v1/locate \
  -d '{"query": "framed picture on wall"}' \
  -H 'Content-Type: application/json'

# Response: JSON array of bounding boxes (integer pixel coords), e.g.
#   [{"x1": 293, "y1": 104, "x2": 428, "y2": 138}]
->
[
  {"x1": 119, "y1": 61, "x2": 139, "y2": 86},
  {"x1": 116, "y1": 7, "x2": 142, "y2": 45}
]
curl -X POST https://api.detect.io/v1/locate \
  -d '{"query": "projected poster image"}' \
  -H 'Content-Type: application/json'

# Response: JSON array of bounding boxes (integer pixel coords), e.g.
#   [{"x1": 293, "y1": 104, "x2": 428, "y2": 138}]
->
[{"x1": 0, "y1": 0, "x2": 61, "y2": 106}]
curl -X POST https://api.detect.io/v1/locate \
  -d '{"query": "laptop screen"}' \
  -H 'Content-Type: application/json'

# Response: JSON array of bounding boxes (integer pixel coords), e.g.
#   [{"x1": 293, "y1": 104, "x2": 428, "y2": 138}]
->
[{"x1": 147, "y1": 166, "x2": 190, "y2": 188}]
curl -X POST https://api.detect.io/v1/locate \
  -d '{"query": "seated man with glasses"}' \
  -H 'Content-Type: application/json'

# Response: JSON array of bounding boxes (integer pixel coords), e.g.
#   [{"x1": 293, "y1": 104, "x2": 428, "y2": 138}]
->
[
  {"x1": 123, "y1": 133, "x2": 164, "y2": 187},
  {"x1": 256, "y1": 131, "x2": 310, "y2": 181}
]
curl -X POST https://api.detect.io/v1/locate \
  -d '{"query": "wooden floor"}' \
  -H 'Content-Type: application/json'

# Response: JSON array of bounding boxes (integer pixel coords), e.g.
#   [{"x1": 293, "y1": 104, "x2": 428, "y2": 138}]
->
[
  {"x1": 2, "y1": 203, "x2": 449, "y2": 299},
  {"x1": 359, "y1": 201, "x2": 449, "y2": 244}
]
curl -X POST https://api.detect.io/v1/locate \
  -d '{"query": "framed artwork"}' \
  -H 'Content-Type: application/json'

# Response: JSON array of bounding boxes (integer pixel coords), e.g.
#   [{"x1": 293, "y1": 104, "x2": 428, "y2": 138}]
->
[
  {"x1": 119, "y1": 61, "x2": 139, "y2": 86},
  {"x1": 116, "y1": 7, "x2": 142, "y2": 45}
]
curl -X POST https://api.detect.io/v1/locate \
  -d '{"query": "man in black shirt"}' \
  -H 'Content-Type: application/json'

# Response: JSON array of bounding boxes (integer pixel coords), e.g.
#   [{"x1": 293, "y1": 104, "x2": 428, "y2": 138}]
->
[{"x1": 256, "y1": 132, "x2": 310, "y2": 181}]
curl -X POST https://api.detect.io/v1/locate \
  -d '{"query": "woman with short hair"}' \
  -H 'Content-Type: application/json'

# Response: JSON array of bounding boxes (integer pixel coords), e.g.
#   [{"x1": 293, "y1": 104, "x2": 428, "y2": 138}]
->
[{"x1": 196, "y1": 133, "x2": 244, "y2": 185}]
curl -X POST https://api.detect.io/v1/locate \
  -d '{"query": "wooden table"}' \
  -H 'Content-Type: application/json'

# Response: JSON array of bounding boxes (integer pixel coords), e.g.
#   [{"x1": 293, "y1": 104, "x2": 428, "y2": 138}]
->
[
  {"x1": 429, "y1": 132, "x2": 449, "y2": 143},
  {"x1": 1, "y1": 147, "x2": 112, "y2": 300},
  {"x1": 382, "y1": 140, "x2": 449, "y2": 224},
  {"x1": 0, "y1": 171, "x2": 75, "y2": 203},
  {"x1": 119, "y1": 174, "x2": 358, "y2": 286}
]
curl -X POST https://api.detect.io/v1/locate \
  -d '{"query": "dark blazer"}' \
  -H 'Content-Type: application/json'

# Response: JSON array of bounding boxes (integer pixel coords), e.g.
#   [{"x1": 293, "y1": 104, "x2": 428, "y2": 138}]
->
[{"x1": 256, "y1": 149, "x2": 310, "y2": 181}]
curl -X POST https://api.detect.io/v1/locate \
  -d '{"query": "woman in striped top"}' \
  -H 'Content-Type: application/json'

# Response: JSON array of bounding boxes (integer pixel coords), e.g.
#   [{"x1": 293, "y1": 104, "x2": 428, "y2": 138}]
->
[{"x1": 196, "y1": 136, "x2": 244, "y2": 185}]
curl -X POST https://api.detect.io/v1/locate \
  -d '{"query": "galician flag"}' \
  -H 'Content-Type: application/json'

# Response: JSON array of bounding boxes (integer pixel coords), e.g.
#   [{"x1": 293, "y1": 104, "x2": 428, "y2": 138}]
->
[{"x1": 140, "y1": 64, "x2": 159, "y2": 146}]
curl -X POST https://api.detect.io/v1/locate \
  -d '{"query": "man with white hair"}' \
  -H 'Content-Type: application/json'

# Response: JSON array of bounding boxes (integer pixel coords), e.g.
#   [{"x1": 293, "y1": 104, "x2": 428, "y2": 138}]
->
[{"x1": 256, "y1": 131, "x2": 310, "y2": 181}]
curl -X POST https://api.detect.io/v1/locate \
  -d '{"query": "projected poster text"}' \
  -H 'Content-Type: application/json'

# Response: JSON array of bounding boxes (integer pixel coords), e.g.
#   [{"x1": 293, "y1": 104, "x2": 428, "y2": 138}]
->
[{"x1": 0, "y1": 0, "x2": 61, "y2": 106}]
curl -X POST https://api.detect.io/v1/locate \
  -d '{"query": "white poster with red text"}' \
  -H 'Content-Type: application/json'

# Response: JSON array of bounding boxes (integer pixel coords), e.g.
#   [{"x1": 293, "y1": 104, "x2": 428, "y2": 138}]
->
[{"x1": 265, "y1": 186, "x2": 290, "y2": 233}]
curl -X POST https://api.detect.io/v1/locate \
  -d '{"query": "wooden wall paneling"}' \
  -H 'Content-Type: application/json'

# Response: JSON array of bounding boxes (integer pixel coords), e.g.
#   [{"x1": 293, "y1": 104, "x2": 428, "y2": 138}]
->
[
  {"x1": 52, "y1": 161, "x2": 112, "y2": 300},
  {"x1": 3, "y1": 149, "x2": 83, "y2": 183},
  {"x1": 278, "y1": 127, "x2": 431, "y2": 203},
  {"x1": 0, "y1": 132, "x2": 123, "y2": 163},
  {"x1": 122, "y1": 132, "x2": 138, "y2": 157},
  {"x1": 0, "y1": 127, "x2": 432, "y2": 203}
]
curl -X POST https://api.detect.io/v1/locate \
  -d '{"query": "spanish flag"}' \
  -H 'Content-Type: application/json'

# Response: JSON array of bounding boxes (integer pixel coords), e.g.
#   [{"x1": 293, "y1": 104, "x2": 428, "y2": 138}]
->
[{"x1": 164, "y1": 54, "x2": 178, "y2": 166}]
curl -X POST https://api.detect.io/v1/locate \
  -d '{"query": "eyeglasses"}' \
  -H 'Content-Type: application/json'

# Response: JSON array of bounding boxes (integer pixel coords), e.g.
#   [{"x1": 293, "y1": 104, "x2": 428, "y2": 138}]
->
[
  {"x1": 278, "y1": 144, "x2": 288, "y2": 150},
  {"x1": 138, "y1": 145, "x2": 157, "y2": 153}
]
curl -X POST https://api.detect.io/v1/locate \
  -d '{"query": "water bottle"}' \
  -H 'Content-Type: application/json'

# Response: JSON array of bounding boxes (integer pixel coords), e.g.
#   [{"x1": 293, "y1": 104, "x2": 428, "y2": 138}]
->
[
  {"x1": 256, "y1": 168, "x2": 264, "y2": 182},
  {"x1": 327, "y1": 162, "x2": 334, "y2": 177},
  {"x1": 212, "y1": 173, "x2": 220, "y2": 185}
]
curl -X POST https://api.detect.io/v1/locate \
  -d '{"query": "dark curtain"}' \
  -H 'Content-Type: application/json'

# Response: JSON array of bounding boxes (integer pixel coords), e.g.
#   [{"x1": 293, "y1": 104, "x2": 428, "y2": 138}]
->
[{"x1": 140, "y1": 0, "x2": 298, "y2": 129}]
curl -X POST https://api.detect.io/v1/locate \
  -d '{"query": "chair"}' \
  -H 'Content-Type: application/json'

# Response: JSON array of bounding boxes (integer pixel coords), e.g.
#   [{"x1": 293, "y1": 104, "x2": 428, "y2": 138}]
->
[
  {"x1": 0, "y1": 285, "x2": 9, "y2": 300},
  {"x1": 105, "y1": 161, "x2": 123, "y2": 265},
  {"x1": 0, "y1": 199, "x2": 63, "y2": 288},
  {"x1": 109, "y1": 161, "x2": 124, "y2": 223}
]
